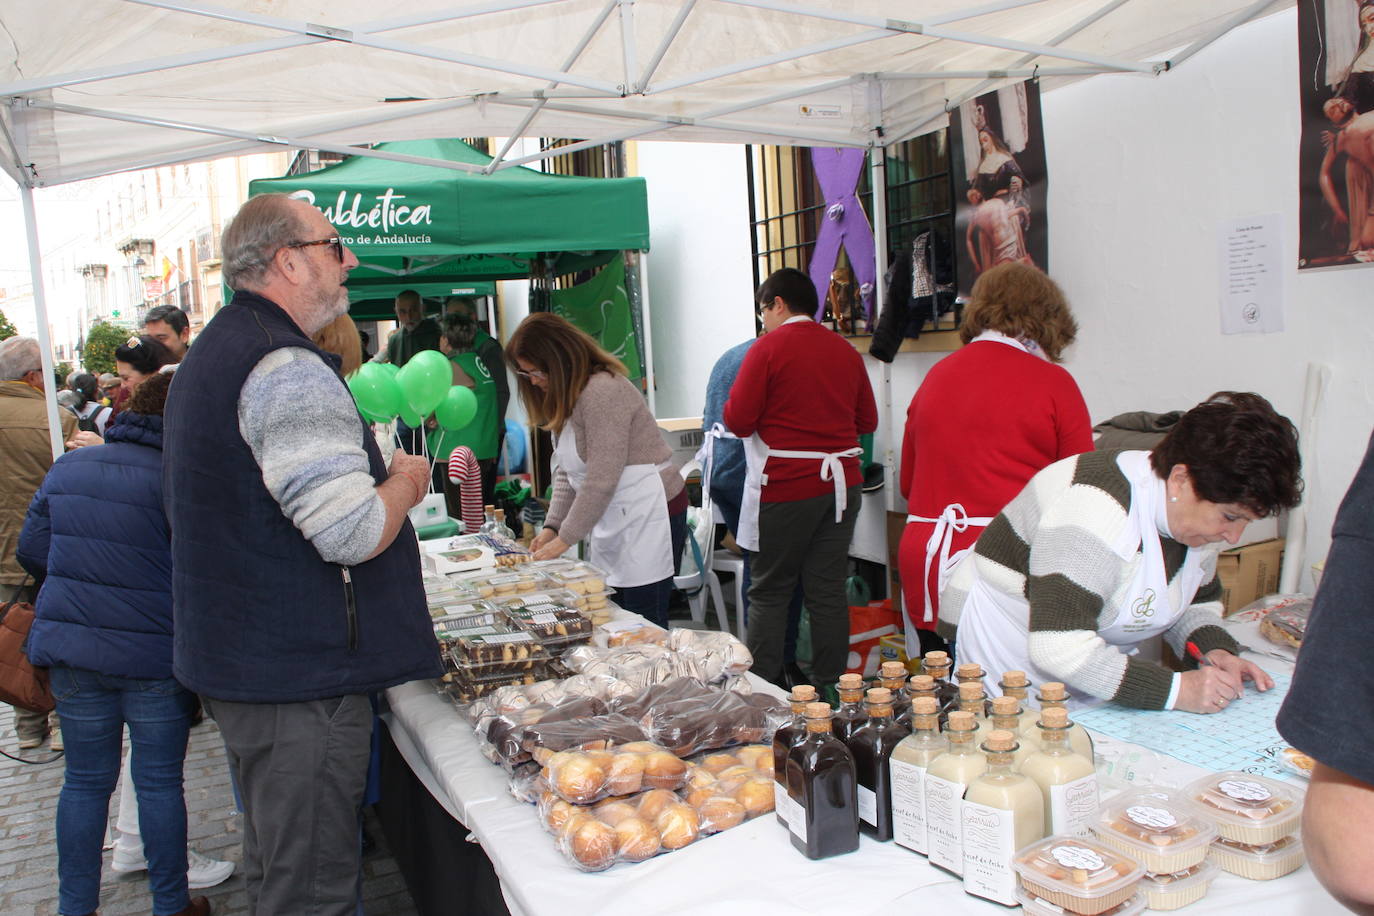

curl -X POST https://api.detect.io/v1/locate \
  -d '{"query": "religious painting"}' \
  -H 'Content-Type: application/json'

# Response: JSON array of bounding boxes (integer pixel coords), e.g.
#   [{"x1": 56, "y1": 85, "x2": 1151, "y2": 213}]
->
[
  {"x1": 1298, "y1": 0, "x2": 1374, "y2": 268},
  {"x1": 949, "y1": 81, "x2": 1050, "y2": 296}
]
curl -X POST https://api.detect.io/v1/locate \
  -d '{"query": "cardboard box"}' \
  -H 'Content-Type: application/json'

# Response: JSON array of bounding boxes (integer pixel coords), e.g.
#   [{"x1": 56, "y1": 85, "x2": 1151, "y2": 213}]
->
[
  {"x1": 1215, "y1": 537, "x2": 1284, "y2": 616},
  {"x1": 656, "y1": 416, "x2": 704, "y2": 470}
]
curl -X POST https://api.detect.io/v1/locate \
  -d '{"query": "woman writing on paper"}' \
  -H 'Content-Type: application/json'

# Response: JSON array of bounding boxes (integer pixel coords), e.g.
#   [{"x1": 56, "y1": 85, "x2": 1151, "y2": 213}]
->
[
  {"x1": 897, "y1": 263, "x2": 1092, "y2": 660},
  {"x1": 941, "y1": 392, "x2": 1302, "y2": 713},
  {"x1": 506, "y1": 313, "x2": 687, "y2": 627}
]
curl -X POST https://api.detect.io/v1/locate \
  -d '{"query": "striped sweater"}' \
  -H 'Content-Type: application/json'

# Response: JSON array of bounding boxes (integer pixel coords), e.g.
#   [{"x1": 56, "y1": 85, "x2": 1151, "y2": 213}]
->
[{"x1": 941, "y1": 449, "x2": 1238, "y2": 709}]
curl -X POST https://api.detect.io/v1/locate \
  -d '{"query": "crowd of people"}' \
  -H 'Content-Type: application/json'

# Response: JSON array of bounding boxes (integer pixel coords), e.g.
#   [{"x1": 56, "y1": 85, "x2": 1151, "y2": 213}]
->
[{"x1": 0, "y1": 191, "x2": 1368, "y2": 914}]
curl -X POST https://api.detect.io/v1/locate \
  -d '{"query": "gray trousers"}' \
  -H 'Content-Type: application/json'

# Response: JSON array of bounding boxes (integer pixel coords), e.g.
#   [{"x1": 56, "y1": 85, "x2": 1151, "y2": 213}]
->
[
  {"x1": 746, "y1": 486, "x2": 861, "y2": 687},
  {"x1": 204, "y1": 693, "x2": 372, "y2": 916}
]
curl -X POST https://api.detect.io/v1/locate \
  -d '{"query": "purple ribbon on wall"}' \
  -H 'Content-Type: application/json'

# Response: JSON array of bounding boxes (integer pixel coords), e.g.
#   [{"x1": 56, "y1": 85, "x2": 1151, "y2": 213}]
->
[{"x1": 807, "y1": 148, "x2": 876, "y2": 328}]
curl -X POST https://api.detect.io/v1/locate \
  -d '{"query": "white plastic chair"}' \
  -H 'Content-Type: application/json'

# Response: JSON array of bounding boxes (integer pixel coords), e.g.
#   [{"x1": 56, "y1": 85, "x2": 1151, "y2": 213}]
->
[
  {"x1": 673, "y1": 460, "x2": 731, "y2": 635},
  {"x1": 711, "y1": 547, "x2": 748, "y2": 642}
]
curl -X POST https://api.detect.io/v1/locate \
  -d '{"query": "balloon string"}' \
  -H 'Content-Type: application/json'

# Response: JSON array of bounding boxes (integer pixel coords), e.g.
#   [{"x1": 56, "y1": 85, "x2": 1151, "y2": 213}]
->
[{"x1": 424, "y1": 429, "x2": 439, "y2": 494}]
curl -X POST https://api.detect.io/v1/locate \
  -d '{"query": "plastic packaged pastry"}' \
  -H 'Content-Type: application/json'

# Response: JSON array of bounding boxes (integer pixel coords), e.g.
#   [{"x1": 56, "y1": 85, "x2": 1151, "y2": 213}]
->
[
  {"x1": 502, "y1": 601, "x2": 595, "y2": 647},
  {"x1": 543, "y1": 743, "x2": 690, "y2": 804},
  {"x1": 1208, "y1": 834, "x2": 1305, "y2": 880},
  {"x1": 1013, "y1": 836, "x2": 1145, "y2": 915},
  {"x1": 1277, "y1": 747, "x2": 1315, "y2": 779},
  {"x1": 1016, "y1": 888, "x2": 1145, "y2": 916},
  {"x1": 593, "y1": 619, "x2": 669, "y2": 648},
  {"x1": 1093, "y1": 792, "x2": 1216, "y2": 873},
  {"x1": 1258, "y1": 598, "x2": 1310, "y2": 650},
  {"x1": 1138, "y1": 861, "x2": 1218, "y2": 910},
  {"x1": 1184, "y1": 772, "x2": 1302, "y2": 845}
]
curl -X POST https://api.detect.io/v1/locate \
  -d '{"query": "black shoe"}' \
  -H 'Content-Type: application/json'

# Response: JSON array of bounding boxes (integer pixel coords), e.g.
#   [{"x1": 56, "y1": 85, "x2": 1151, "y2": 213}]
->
[
  {"x1": 781, "y1": 661, "x2": 811, "y2": 691},
  {"x1": 862, "y1": 464, "x2": 885, "y2": 492}
]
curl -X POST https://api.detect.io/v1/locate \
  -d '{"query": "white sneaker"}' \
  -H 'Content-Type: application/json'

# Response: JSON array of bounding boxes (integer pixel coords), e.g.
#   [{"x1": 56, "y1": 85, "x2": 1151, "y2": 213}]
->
[{"x1": 111, "y1": 843, "x2": 235, "y2": 889}]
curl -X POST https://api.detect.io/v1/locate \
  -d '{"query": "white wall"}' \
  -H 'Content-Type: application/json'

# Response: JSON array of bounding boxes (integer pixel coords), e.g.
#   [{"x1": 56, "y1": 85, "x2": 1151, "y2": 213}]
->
[
  {"x1": 635, "y1": 142, "x2": 757, "y2": 419},
  {"x1": 1038, "y1": 8, "x2": 1364, "y2": 591}
]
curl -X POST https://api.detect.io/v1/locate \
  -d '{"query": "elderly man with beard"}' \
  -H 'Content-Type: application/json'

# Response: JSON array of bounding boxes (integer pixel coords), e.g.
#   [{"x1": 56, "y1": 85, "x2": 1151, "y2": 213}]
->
[{"x1": 162, "y1": 193, "x2": 440, "y2": 914}]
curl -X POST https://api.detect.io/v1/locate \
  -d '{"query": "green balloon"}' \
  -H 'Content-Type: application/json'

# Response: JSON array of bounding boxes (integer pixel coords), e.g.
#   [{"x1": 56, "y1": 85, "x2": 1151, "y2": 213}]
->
[
  {"x1": 377, "y1": 361, "x2": 400, "y2": 378},
  {"x1": 435, "y1": 385, "x2": 478, "y2": 430},
  {"x1": 399, "y1": 405, "x2": 424, "y2": 428},
  {"x1": 396, "y1": 349, "x2": 451, "y2": 416},
  {"x1": 347, "y1": 363, "x2": 403, "y2": 421}
]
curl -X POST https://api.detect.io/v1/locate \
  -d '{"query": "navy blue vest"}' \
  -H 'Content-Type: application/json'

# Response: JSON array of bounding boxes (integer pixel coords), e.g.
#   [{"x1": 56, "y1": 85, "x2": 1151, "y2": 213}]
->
[{"x1": 164, "y1": 291, "x2": 441, "y2": 702}]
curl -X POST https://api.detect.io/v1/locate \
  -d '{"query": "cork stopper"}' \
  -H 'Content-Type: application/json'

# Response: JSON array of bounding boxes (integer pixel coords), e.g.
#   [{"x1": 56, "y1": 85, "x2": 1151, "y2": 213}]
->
[
  {"x1": 1001, "y1": 670, "x2": 1029, "y2": 688},
  {"x1": 804, "y1": 701, "x2": 833, "y2": 719},
  {"x1": 984, "y1": 729, "x2": 1017, "y2": 752},
  {"x1": 912, "y1": 697, "x2": 939, "y2": 715},
  {"x1": 958, "y1": 682, "x2": 985, "y2": 701},
  {"x1": 880, "y1": 661, "x2": 907, "y2": 679},
  {"x1": 866, "y1": 687, "x2": 893, "y2": 703},
  {"x1": 1039, "y1": 706, "x2": 1071, "y2": 728},
  {"x1": 957, "y1": 663, "x2": 985, "y2": 680},
  {"x1": 924, "y1": 651, "x2": 949, "y2": 664},
  {"x1": 908, "y1": 675, "x2": 936, "y2": 693},
  {"x1": 838, "y1": 673, "x2": 864, "y2": 690},
  {"x1": 790, "y1": 685, "x2": 817, "y2": 702},
  {"x1": 946, "y1": 710, "x2": 976, "y2": 731},
  {"x1": 1039, "y1": 682, "x2": 1068, "y2": 702},
  {"x1": 990, "y1": 695, "x2": 1021, "y2": 717}
]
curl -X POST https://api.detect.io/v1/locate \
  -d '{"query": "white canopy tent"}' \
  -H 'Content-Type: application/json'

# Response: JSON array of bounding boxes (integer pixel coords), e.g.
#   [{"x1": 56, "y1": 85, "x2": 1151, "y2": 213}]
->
[{"x1": 1, "y1": 0, "x2": 1292, "y2": 456}]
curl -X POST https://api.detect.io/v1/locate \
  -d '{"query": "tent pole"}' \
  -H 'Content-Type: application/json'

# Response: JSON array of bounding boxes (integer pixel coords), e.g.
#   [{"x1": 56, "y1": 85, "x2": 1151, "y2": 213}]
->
[
  {"x1": 19, "y1": 183, "x2": 66, "y2": 462},
  {"x1": 618, "y1": 0, "x2": 640, "y2": 94},
  {"x1": 648, "y1": 29, "x2": 891, "y2": 94},
  {"x1": 636, "y1": 0, "x2": 698, "y2": 92},
  {"x1": 865, "y1": 94, "x2": 896, "y2": 518},
  {"x1": 634, "y1": 251, "x2": 657, "y2": 416}
]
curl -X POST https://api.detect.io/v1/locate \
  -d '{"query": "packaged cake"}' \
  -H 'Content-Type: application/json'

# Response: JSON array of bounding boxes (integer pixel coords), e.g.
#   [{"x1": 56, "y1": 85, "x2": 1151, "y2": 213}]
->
[
  {"x1": 1012, "y1": 836, "x2": 1145, "y2": 915},
  {"x1": 1016, "y1": 888, "x2": 1144, "y2": 916},
  {"x1": 1184, "y1": 772, "x2": 1302, "y2": 845},
  {"x1": 1208, "y1": 834, "x2": 1305, "y2": 880},
  {"x1": 1094, "y1": 792, "x2": 1216, "y2": 873},
  {"x1": 1138, "y1": 861, "x2": 1218, "y2": 910}
]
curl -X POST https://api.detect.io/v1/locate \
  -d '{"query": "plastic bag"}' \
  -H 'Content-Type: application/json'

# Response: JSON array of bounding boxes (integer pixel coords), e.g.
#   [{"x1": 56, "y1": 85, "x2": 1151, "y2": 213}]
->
[
  {"x1": 544, "y1": 785, "x2": 701, "y2": 871},
  {"x1": 543, "y1": 742, "x2": 690, "y2": 804},
  {"x1": 665, "y1": 628, "x2": 753, "y2": 683}
]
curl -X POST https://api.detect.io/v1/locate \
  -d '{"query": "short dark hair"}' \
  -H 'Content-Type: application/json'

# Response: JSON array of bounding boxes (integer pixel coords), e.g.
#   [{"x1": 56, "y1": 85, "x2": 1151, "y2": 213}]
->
[
  {"x1": 441, "y1": 313, "x2": 478, "y2": 351},
  {"x1": 115, "y1": 335, "x2": 175, "y2": 377},
  {"x1": 396, "y1": 290, "x2": 422, "y2": 308},
  {"x1": 1149, "y1": 391, "x2": 1302, "y2": 517},
  {"x1": 757, "y1": 267, "x2": 818, "y2": 317},
  {"x1": 70, "y1": 372, "x2": 99, "y2": 407},
  {"x1": 144, "y1": 305, "x2": 189, "y2": 336}
]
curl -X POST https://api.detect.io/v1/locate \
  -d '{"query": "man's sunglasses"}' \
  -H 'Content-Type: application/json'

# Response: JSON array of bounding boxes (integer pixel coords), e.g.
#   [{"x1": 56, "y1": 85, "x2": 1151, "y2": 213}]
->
[{"x1": 285, "y1": 237, "x2": 344, "y2": 262}]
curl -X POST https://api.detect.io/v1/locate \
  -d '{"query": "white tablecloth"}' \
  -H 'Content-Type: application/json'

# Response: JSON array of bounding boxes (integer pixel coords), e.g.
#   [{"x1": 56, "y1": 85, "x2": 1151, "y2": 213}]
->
[{"x1": 381, "y1": 651, "x2": 1342, "y2": 915}]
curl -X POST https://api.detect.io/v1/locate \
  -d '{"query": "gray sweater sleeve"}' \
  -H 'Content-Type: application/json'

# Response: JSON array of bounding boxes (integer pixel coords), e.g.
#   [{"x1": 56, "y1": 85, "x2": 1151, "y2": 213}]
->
[{"x1": 237, "y1": 348, "x2": 387, "y2": 566}]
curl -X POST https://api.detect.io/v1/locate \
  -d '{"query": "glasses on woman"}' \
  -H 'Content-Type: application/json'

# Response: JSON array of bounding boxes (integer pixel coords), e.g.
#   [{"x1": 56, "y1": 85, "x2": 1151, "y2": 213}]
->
[
  {"x1": 285, "y1": 237, "x2": 344, "y2": 262},
  {"x1": 515, "y1": 368, "x2": 547, "y2": 381}
]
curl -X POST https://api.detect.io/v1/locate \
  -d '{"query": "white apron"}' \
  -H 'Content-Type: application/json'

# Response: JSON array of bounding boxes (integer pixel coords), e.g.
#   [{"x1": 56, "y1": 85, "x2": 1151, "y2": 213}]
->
[
  {"x1": 554, "y1": 426, "x2": 674, "y2": 588},
  {"x1": 899, "y1": 330, "x2": 1040, "y2": 657},
  {"x1": 954, "y1": 451, "x2": 1210, "y2": 704},
  {"x1": 699, "y1": 423, "x2": 860, "y2": 553}
]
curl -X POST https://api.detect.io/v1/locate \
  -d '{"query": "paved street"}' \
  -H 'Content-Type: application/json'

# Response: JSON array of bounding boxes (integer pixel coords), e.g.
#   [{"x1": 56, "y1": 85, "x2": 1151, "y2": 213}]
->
[{"x1": 0, "y1": 702, "x2": 418, "y2": 916}]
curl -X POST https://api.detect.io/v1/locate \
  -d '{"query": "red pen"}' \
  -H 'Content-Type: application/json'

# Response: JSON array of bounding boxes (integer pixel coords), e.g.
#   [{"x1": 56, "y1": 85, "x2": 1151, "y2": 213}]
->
[{"x1": 1187, "y1": 641, "x2": 1240, "y2": 702}]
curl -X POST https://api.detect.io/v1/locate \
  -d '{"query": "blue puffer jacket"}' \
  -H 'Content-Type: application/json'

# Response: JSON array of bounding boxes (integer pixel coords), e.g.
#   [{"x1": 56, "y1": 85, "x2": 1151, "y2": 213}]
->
[{"x1": 18, "y1": 412, "x2": 174, "y2": 679}]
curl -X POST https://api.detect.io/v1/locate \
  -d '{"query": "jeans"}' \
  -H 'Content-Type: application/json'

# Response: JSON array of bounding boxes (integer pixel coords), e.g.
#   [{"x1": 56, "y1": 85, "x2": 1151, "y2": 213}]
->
[
  {"x1": 614, "y1": 507, "x2": 688, "y2": 629},
  {"x1": 49, "y1": 665, "x2": 196, "y2": 916}
]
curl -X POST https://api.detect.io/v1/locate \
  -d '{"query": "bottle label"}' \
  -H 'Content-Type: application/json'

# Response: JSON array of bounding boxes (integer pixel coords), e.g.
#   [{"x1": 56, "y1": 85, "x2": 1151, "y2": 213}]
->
[
  {"x1": 857, "y1": 785, "x2": 877, "y2": 827},
  {"x1": 1126, "y1": 804, "x2": 1177, "y2": 830},
  {"x1": 1049, "y1": 774, "x2": 1100, "y2": 837},
  {"x1": 961, "y1": 799, "x2": 1019, "y2": 906},
  {"x1": 774, "y1": 780, "x2": 790, "y2": 828},
  {"x1": 890, "y1": 757, "x2": 928, "y2": 854},
  {"x1": 787, "y1": 791, "x2": 807, "y2": 843},
  {"x1": 924, "y1": 773, "x2": 967, "y2": 875}
]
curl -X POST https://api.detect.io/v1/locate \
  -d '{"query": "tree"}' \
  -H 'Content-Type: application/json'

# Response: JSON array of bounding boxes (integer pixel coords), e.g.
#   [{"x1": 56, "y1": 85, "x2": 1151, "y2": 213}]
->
[
  {"x1": 0, "y1": 309, "x2": 16, "y2": 341},
  {"x1": 53, "y1": 360, "x2": 73, "y2": 391},
  {"x1": 83, "y1": 321, "x2": 127, "y2": 376}
]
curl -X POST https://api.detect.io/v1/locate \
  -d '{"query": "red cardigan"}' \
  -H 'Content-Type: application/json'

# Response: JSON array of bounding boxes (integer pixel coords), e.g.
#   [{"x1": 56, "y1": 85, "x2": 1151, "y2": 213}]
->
[
  {"x1": 898, "y1": 339, "x2": 1092, "y2": 630},
  {"x1": 723, "y1": 319, "x2": 878, "y2": 503}
]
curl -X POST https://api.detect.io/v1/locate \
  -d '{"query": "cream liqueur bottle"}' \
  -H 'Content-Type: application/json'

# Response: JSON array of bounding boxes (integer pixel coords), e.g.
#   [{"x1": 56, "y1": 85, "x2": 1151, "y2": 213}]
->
[
  {"x1": 962, "y1": 730, "x2": 1046, "y2": 905},
  {"x1": 923, "y1": 711, "x2": 987, "y2": 876},
  {"x1": 1021, "y1": 705, "x2": 1099, "y2": 837},
  {"x1": 889, "y1": 696, "x2": 943, "y2": 855}
]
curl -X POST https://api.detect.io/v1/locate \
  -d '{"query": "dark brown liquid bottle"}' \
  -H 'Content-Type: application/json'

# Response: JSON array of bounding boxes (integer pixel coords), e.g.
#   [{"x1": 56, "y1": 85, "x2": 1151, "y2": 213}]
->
[
  {"x1": 923, "y1": 651, "x2": 960, "y2": 726},
  {"x1": 772, "y1": 684, "x2": 818, "y2": 827},
  {"x1": 878, "y1": 661, "x2": 912, "y2": 728},
  {"x1": 847, "y1": 687, "x2": 912, "y2": 842},
  {"x1": 831, "y1": 673, "x2": 867, "y2": 744},
  {"x1": 786, "y1": 701, "x2": 860, "y2": 860}
]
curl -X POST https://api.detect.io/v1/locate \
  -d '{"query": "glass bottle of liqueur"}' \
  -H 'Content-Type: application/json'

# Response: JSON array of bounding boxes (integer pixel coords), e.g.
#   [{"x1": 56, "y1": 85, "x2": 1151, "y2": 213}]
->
[
  {"x1": 479, "y1": 505, "x2": 497, "y2": 534},
  {"x1": 877, "y1": 662, "x2": 912, "y2": 727},
  {"x1": 999, "y1": 670, "x2": 1032, "y2": 725},
  {"x1": 987, "y1": 695, "x2": 1035, "y2": 771},
  {"x1": 907, "y1": 674, "x2": 938, "y2": 710},
  {"x1": 889, "y1": 696, "x2": 944, "y2": 855},
  {"x1": 831, "y1": 673, "x2": 867, "y2": 744},
  {"x1": 923, "y1": 710, "x2": 988, "y2": 876},
  {"x1": 955, "y1": 681, "x2": 990, "y2": 747},
  {"x1": 785, "y1": 701, "x2": 860, "y2": 860},
  {"x1": 961, "y1": 730, "x2": 1047, "y2": 906},
  {"x1": 1021, "y1": 681, "x2": 1095, "y2": 761},
  {"x1": 492, "y1": 508, "x2": 516, "y2": 541},
  {"x1": 772, "y1": 684, "x2": 818, "y2": 827},
  {"x1": 1021, "y1": 705, "x2": 1099, "y2": 838},
  {"x1": 922, "y1": 652, "x2": 960, "y2": 724},
  {"x1": 847, "y1": 687, "x2": 911, "y2": 841},
  {"x1": 956, "y1": 663, "x2": 990, "y2": 715}
]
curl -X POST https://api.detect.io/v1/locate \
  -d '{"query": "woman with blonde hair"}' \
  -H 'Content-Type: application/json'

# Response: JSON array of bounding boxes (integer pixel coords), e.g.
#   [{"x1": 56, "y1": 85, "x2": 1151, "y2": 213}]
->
[
  {"x1": 311, "y1": 313, "x2": 363, "y2": 378},
  {"x1": 897, "y1": 262, "x2": 1092, "y2": 657},
  {"x1": 506, "y1": 312, "x2": 686, "y2": 627}
]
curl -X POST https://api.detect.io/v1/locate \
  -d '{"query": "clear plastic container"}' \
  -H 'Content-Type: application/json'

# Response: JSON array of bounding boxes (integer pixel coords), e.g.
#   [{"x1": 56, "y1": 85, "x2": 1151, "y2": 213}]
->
[
  {"x1": 1184, "y1": 772, "x2": 1303, "y2": 845},
  {"x1": 505, "y1": 602, "x2": 595, "y2": 648},
  {"x1": 446, "y1": 628, "x2": 550, "y2": 672},
  {"x1": 1013, "y1": 836, "x2": 1146, "y2": 915},
  {"x1": 1094, "y1": 791, "x2": 1217, "y2": 873},
  {"x1": 537, "y1": 560, "x2": 610, "y2": 595},
  {"x1": 1139, "y1": 861, "x2": 1218, "y2": 910},
  {"x1": 1016, "y1": 888, "x2": 1145, "y2": 916},
  {"x1": 1208, "y1": 834, "x2": 1305, "y2": 881}
]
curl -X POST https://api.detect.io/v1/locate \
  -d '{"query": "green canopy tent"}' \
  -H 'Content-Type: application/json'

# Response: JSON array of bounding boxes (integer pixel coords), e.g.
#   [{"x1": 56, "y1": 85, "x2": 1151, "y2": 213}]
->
[{"x1": 248, "y1": 138, "x2": 650, "y2": 322}]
